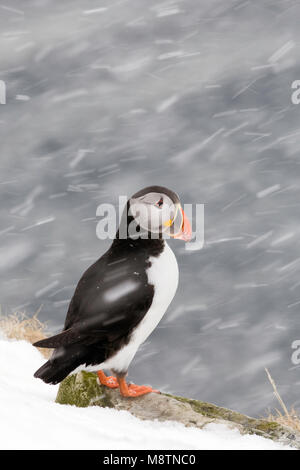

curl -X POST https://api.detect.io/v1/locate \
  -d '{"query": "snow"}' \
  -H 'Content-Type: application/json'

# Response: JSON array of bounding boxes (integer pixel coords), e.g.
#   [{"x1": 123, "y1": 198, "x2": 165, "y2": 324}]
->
[
  {"x1": 0, "y1": 337, "x2": 292, "y2": 450},
  {"x1": 104, "y1": 280, "x2": 139, "y2": 303}
]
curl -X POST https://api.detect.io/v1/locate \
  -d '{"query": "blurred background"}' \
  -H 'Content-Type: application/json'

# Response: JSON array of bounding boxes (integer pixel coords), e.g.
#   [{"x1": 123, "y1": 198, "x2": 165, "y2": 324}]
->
[{"x1": 1, "y1": 0, "x2": 300, "y2": 417}]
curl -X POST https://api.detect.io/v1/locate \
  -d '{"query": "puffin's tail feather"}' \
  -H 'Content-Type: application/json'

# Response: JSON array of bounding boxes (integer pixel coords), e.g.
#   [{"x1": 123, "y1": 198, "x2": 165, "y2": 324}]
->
[
  {"x1": 34, "y1": 355, "x2": 81, "y2": 385},
  {"x1": 33, "y1": 327, "x2": 80, "y2": 349}
]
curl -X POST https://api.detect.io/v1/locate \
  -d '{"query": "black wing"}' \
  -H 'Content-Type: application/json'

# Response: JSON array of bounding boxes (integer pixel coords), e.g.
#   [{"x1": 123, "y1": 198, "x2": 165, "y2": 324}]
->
[
  {"x1": 33, "y1": 327, "x2": 83, "y2": 348},
  {"x1": 33, "y1": 245, "x2": 154, "y2": 349}
]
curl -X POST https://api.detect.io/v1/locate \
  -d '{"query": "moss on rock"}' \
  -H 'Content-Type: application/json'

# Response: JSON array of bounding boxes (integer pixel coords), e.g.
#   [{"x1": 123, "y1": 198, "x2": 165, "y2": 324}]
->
[
  {"x1": 56, "y1": 370, "x2": 113, "y2": 408},
  {"x1": 166, "y1": 394, "x2": 285, "y2": 439}
]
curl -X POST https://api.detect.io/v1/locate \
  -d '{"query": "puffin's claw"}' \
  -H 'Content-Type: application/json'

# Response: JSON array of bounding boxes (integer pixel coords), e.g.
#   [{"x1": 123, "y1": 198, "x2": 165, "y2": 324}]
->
[
  {"x1": 128, "y1": 383, "x2": 160, "y2": 394},
  {"x1": 97, "y1": 370, "x2": 119, "y2": 389},
  {"x1": 128, "y1": 384, "x2": 160, "y2": 396},
  {"x1": 118, "y1": 377, "x2": 160, "y2": 397},
  {"x1": 98, "y1": 371, "x2": 160, "y2": 396}
]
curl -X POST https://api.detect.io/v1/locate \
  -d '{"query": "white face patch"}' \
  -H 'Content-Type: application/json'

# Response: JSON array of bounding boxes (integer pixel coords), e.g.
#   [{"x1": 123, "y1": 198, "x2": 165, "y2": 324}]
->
[{"x1": 130, "y1": 192, "x2": 176, "y2": 234}]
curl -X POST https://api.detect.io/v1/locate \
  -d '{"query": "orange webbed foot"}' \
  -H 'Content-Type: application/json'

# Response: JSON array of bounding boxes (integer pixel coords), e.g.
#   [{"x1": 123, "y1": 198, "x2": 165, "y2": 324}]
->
[
  {"x1": 128, "y1": 384, "x2": 160, "y2": 397},
  {"x1": 97, "y1": 370, "x2": 119, "y2": 389},
  {"x1": 118, "y1": 377, "x2": 160, "y2": 397}
]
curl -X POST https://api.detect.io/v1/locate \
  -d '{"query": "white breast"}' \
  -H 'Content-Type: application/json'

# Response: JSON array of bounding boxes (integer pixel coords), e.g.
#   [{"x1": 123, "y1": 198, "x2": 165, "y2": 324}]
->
[
  {"x1": 138, "y1": 242, "x2": 179, "y2": 343},
  {"x1": 101, "y1": 242, "x2": 179, "y2": 373}
]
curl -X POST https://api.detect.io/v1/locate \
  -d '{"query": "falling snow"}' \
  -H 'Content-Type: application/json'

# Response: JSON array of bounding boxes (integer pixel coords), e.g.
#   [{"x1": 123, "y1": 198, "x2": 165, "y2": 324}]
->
[{"x1": 1, "y1": 0, "x2": 300, "y2": 420}]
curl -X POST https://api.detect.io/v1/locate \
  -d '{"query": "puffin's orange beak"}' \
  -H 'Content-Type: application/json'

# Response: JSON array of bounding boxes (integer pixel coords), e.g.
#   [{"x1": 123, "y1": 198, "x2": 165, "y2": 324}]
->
[{"x1": 173, "y1": 208, "x2": 192, "y2": 242}]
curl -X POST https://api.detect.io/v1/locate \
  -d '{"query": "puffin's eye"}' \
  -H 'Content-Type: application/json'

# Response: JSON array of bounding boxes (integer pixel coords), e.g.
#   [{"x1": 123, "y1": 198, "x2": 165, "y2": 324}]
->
[{"x1": 155, "y1": 197, "x2": 164, "y2": 208}]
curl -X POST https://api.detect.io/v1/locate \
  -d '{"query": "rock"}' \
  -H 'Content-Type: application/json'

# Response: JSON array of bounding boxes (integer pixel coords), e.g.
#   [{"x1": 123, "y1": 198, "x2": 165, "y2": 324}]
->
[{"x1": 56, "y1": 371, "x2": 300, "y2": 449}]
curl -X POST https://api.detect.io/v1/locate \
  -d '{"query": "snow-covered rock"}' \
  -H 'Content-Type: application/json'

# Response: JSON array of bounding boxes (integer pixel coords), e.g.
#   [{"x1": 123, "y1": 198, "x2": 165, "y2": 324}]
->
[{"x1": 0, "y1": 338, "x2": 294, "y2": 450}]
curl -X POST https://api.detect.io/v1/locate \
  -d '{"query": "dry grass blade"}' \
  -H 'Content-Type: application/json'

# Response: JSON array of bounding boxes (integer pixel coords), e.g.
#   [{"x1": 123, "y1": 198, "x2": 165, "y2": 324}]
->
[
  {"x1": 265, "y1": 368, "x2": 300, "y2": 432},
  {"x1": 265, "y1": 368, "x2": 290, "y2": 417},
  {"x1": 0, "y1": 308, "x2": 51, "y2": 358}
]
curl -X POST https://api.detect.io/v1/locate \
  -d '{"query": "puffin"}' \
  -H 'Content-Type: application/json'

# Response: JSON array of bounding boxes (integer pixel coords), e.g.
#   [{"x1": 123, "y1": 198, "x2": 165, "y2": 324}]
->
[{"x1": 33, "y1": 186, "x2": 192, "y2": 397}]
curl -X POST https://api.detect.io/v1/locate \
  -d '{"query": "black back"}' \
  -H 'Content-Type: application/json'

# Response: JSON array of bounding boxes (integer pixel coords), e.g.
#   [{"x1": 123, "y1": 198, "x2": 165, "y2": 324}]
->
[{"x1": 63, "y1": 234, "x2": 164, "y2": 357}]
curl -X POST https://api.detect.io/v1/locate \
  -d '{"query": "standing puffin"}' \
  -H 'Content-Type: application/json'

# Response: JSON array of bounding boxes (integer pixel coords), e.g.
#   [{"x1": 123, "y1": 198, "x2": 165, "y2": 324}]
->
[{"x1": 33, "y1": 186, "x2": 192, "y2": 397}]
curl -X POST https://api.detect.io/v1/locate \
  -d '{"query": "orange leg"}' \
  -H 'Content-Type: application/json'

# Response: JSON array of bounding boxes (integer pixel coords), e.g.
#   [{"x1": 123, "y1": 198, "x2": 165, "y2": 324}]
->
[
  {"x1": 118, "y1": 376, "x2": 160, "y2": 397},
  {"x1": 97, "y1": 370, "x2": 119, "y2": 389}
]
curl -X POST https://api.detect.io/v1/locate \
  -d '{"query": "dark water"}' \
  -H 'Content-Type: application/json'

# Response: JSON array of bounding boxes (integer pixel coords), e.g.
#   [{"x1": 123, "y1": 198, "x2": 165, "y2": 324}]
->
[{"x1": 1, "y1": 0, "x2": 300, "y2": 417}]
